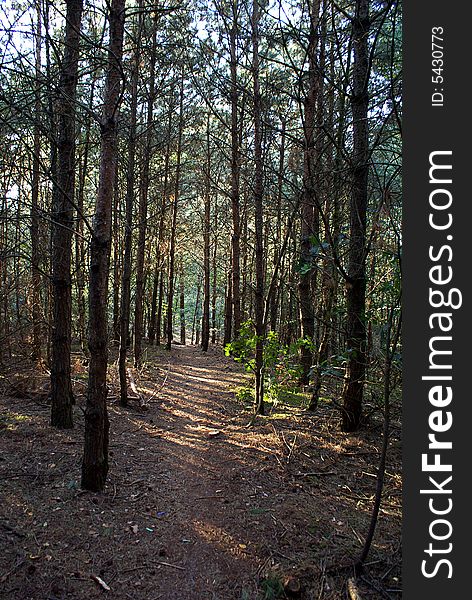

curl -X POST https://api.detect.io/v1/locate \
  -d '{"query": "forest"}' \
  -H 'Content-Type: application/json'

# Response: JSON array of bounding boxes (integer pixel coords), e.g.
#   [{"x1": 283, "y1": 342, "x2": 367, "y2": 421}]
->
[{"x1": 0, "y1": 0, "x2": 402, "y2": 598}]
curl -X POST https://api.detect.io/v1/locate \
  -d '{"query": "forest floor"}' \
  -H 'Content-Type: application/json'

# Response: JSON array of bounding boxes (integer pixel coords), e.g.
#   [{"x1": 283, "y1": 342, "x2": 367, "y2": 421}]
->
[{"x1": 0, "y1": 344, "x2": 401, "y2": 600}]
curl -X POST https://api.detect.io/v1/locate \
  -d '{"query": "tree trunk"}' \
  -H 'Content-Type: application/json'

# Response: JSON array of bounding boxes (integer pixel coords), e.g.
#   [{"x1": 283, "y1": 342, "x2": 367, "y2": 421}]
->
[
  {"x1": 76, "y1": 72, "x2": 97, "y2": 353},
  {"x1": 298, "y1": 0, "x2": 321, "y2": 386},
  {"x1": 81, "y1": 0, "x2": 125, "y2": 492},
  {"x1": 50, "y1": 0, "x2": 83, "y2": 429},
  {"x1": 31, "y1": 1, "x2": 42, "y2": 364},
  {"x1": 166, "y1": 75, "x2": 184, "y2": 351},
  {"x1": 229, "y1": 9, "x2": 241, "y2": 338},
  {"x1": 134, "y1": 9, "x2": 157, "y2": 367},
  {"x1": 341, "y1": 0, "x2": 370, "y2": 432},
  {"x1": 223, "y1": 265, "x2": 232, "y2": 346},
  {"x1": 211, "y1": 209, "x2": 218, "y2": 345},
  {"x1": 148, "y1": 260, "x2": 159, "y2": 344},
  {"x1": 252, "y1": 0, "x2": 265, "y2": 416},
  {"x1": 118, "y1": 15, "x2": 141, "y2": 406},
  {"x1": 112, "y1": 170, "x2": 121, "y2": 343},
  {"x1": 201, "y1": 116, "x2": 211, "y2": 352},
  {"x1": 192, "y1": 280, "x2": 201, "y2": 345},
  {"x1": 269, "y1": 118, "x2": 286, "y2": 332},
  {"x1": 179, "y1": 258, "x2": 186, "y2": 345}
]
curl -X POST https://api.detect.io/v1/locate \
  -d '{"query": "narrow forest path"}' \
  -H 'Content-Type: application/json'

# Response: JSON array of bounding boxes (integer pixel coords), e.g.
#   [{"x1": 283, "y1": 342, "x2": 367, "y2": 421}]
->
[{"x1": 0, "y1": 345, "x2": 402, "y2": 600}]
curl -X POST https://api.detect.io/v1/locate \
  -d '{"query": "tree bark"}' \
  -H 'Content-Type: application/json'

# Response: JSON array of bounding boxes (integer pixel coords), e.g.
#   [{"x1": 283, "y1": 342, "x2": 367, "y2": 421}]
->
[
  {"x1": 31, "y1": 1, "x2": 42, "y2": 364},
  {"x1": 166, "y1": 74, "x2": 184, "y2": 351},
  {"x1": 252, "y1": 0, "x2": 265, "y2": 416},
  {"x1": 179, "y1": 258, "x2": 186, "y2": 345},
  {"x1": 134, "y1": 9, "x2": 157, "y2": 366},
  {"x1": 201, "y1": 116, "x2": 211, "y2": 352},
  {"x1": 229, "y1": 6, "x2": 241, "y2": 338},
  {"x1": 341, "y1": 0, "x2": 370, "y2": 432},
  {"x1": 50, "y1": 0, "x2": 83, "y2": 429},
  {"x1": 211, "y1": 207, "x2": 218, "y2": 344},
  {"x1": 298, "y1": 0, "x2": 321, "y2": 386},
  {"x1": 81, "y1": 0, "x2": 125, "y2": 492},
  {"x1": 223, "y1": 264, "x2": 232, "y2": 346},
  {"x1": 118, "y1": 14, "x2": 141, "y2": 406}
]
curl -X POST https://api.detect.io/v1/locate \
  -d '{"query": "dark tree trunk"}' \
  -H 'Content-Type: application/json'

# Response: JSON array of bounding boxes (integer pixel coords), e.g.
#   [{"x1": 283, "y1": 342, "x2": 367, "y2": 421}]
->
[
  {"x1": 81, "y1": 0, "x2": 125, "y2": 492},
  {"x1": 166, "y1": 75, "x2": 184, "y2": 351},
  {"x1": 76, "y1": 73, "x2": 97, "y2": 353},
  {"x1": 229, "y1": 11, "x2": 241, "y2": 338},
  {"x1": 31, "y1": 2, "x2": 42, "y2": 364},
  {"x1": 298, "y1": 0, "x2": 321, "y2": 386},
  {"x1": 156, "y1": 260, "x2": 165, "y2": 346},
  {"x1": 148, "y1": 260, "x2": 159, "y2": 344},
  {"x1": 201, "y1": 117, "x2": 211, "y2": 352},
  {"x1": 191, "y1": 280, "x2": 201, "y2": 345},
  {"x1": 112, "y1": 170, "x2": 121, "y2": 343},
  {"x1": 50, "y1": 0, "x2": 83, "y2": 429},
  {"x1": 223, "y1": 265, "x2": 232, "y2": 346},
  {"x1": 341, "y1": 0, "x2": 370, "y2": 432},
  {"x1": 269, "y1": 118, "x2": 286, "y2": 332},
  {"x1": 134, "y1": 9, "x2": 157, "y2": 367},
  {"x1": 118, "y1": 16, "x2": 141, "y2": 406},
  {"x1": 252, "y1": 0, "x2": 265, "y2": 416},
  {"x1": 179, "y1": 258, "x2": 186, "y2": 345},
  {"x1": 211, "y1": 210, "x2": 218, "y2": 345}
]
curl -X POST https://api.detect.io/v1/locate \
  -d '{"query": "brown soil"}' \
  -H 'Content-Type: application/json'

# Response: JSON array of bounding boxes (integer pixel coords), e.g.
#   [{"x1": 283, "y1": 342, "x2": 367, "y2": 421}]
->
[{"x1": 0, "y1": 345, "x2": 401, "y2": 599}]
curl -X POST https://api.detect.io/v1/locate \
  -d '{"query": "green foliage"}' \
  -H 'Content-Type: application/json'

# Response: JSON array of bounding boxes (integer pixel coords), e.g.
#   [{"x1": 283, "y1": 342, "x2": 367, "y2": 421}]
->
[
  {"x1": 226, "y1": 321, "x2": 307, "y2": 405},
  {"x1": 259, "y1": 575, "x2": 285, "y2": 600},
  {"x1": 235, "y1": 385, "x2": 254, "y2": 404}
]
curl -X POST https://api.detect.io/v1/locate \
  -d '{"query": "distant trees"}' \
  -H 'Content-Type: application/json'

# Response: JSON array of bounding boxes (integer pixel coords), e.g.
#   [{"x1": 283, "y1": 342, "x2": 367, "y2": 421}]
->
[{"x1": 0, "y1": 0, "x2": 401, "y2": 490}]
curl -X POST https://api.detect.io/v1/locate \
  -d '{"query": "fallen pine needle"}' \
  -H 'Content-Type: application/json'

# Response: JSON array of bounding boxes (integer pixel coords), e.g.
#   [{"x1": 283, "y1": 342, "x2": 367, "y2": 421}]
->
[
  {"x1": 156, "y1": 561, "x2": 185, "y2": 571},
  {"x1": 91, "y1": 574, "x2": 111, "y2": 591}
]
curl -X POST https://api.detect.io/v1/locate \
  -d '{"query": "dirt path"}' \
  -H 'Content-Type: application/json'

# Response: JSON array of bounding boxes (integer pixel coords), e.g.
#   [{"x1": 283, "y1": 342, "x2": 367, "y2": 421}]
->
[{"x1": 0, "y1": 345, "x2": 402, "y2": 600}]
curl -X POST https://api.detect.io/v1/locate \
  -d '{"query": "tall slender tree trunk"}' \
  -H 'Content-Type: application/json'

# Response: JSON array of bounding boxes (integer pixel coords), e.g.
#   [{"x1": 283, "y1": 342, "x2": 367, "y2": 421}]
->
[
  {"x1": 201, "y1": 116, "x2": 211, "y2": 352},
  {"x1": 154, "y1": 106, "x2": 172, "y2": 346},
  {"x1": 76, "y1": 74, "x2": 97, "y2": 353},
  {"x1": 148, "y1": 259, "x2": 159, "y2": 344},
  {"x1": 118, "y1": 16, "x2": 141, "y2": 406},
  {"x1": 223, "y1": 264, "x2": 232, "y2": 346},
  {"x1": 252, "y1": 0, "x2": 265, "y2": 416},
  {"x1": 191, "y1": 279, "x2": 202, "y2": 345},
  {"x1": 298, "y1": 0, "x2": 321, "y2": 386},
  {"x1": 166, "y1": 75, "x2": 184, "y2": 351},
  {"x1": 134, "y1": 9, "x2": 157, "y2": 366},
  {"x1": 81, "y1": 0, "x2": 125, "y2": 492},
  {"x1": 341, "y1": 0, "x2": 370, "y2": 432},
  {"x1": 50, "y1": 0, "x2": 83, "y2": 428},
  {"x1": 211, "y1": 209, "x2": 218, "y2": 345},
  {"x1": 269, "y1": 118, "x2": 286, "y2": 332},
  {"x1": 31, "y1": 1, "x2": 42, "y2": 364},
  {"x1": 156, "y1": 260, "x2": 165, "y2": 346},
  {"x1": 229, "y1": 7, "x2": 241, "y2": 338},
  {"x1": 179, "y1": 258, "x2": 186, "y2": 345},
  {"x1": 112, "y1": 171, "x2": 121, "y2": 342}
]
